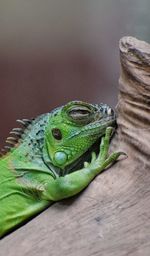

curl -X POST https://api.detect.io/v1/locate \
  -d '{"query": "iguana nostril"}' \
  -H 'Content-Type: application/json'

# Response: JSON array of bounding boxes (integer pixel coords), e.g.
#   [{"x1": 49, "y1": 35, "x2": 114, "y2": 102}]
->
[
  {"x1": 102, "y1": 106, "x2": 113, "y2": 116},
  {"x1": 107, "y1": 108, "x2": 114, "y2": 116}
]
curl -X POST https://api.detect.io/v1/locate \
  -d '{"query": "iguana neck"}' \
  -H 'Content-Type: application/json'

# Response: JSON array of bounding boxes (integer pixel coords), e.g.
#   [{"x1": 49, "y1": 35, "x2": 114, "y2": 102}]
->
[{"x1": 1, "y1": 113, "x2": 53, "y2": 174}]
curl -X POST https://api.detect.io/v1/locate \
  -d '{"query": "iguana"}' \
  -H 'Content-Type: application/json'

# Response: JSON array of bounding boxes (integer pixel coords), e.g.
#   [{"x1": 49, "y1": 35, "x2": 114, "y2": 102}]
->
[{"x1": 0, "y1": 101, "x2": 124, "y2": 238}]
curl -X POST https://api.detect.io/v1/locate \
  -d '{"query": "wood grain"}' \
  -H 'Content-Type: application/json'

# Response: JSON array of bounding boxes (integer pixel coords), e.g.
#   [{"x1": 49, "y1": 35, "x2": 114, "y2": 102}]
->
[{"x1": 0, "y1": 36, "x2": 150, "y2": 256}]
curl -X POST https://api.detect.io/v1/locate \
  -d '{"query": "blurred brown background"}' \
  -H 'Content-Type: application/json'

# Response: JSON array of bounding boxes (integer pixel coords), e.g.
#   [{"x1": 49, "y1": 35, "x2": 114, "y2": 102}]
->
[{"x1": 0, "y1": 0, "x2": 150, "y2": 147}]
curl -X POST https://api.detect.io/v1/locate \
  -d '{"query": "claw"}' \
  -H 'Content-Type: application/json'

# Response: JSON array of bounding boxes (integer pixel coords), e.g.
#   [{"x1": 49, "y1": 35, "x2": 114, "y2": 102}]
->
[
  {"x1": 102, "y1": 151, "x2": 127, "y2": 170},
  {"x1": 116, "y1": 151, "x2": 128, "y2": 160}
]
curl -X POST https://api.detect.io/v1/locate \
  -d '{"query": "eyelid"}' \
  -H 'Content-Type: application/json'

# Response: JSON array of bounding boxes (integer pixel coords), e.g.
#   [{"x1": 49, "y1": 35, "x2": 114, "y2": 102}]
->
[
  {"x1": 68, "y1": 109, "x2": 91, "y2": 118},
  {"x1": 67, "y1": 108, "x2": 94, "y2": 125}
]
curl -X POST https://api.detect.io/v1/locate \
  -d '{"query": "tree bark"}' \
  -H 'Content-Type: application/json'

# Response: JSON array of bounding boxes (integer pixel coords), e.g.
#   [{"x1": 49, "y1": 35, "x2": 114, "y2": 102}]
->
[{"x1": 0, "y1": 36, "x2": 150, "y2": 256}]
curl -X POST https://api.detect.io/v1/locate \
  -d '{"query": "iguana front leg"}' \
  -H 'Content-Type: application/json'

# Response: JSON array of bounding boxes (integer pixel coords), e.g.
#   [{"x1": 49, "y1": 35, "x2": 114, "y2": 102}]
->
[{"x1": 42, "y1": 127, "x2": 124, "y2": 201}]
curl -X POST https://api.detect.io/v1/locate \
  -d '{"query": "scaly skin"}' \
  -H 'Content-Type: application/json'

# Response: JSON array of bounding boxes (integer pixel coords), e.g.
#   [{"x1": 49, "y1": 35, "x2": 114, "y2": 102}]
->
[{"x1": 0, "y1": 101, "x2": 123, "y2": 238}]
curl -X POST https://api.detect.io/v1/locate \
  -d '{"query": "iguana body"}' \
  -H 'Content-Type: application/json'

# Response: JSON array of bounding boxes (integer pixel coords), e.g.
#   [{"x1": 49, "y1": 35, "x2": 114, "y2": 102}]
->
[{"x1": 0, "y1": 101, "x2": 123, "y2": 238}]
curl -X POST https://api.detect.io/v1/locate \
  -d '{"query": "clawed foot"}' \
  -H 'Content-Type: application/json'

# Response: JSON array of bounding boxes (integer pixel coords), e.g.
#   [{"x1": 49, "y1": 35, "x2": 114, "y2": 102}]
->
[{"x1": 84, "y1": 127, "x2": 126, "y2": 174}]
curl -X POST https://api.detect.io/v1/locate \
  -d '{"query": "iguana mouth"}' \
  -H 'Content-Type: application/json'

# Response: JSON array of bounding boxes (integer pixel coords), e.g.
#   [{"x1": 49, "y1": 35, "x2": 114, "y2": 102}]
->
[
  {"x1": 63, "y1": 114, "x2": 116, "y2": 176},
  {"x1": 64, "y1": 139, "x2": 101, "y2": 175}
]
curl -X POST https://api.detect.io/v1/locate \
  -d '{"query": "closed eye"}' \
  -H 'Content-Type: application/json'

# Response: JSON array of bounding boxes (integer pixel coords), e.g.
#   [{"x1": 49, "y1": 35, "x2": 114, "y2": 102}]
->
[
  {"x1": 68, "y1": 106, "x2": 94, "y2": 125},
  {"x1": 68, "y1": 108, "x2": 91, "y2": 119}
]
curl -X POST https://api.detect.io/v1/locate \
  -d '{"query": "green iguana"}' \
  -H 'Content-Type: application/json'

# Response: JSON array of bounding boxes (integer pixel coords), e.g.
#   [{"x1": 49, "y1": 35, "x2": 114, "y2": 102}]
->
[{"x1": 0, "y1": 101, "x2": 124, "y2": 238}]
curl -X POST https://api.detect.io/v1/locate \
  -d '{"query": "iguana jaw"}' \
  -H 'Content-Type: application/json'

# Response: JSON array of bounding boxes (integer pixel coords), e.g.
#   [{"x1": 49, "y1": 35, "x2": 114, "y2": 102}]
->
[
  {"x1": 61, "y1": 138, "x2": 102, "y2": 175},
  {"x1": 62, "y1": 116, "x2": 116, "y2": 175}
]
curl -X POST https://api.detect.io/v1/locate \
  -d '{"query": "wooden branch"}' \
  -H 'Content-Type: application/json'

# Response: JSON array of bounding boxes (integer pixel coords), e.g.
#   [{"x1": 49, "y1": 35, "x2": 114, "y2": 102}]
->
[{"x1": 0, "y1": 36, "x2": 150, "y2": 256}]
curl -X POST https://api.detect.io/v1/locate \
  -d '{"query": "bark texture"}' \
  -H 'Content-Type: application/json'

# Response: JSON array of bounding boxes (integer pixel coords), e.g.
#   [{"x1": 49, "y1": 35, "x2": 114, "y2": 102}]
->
[{"x1": 0, "y1": 36, "x2": 150, "y2": 256}]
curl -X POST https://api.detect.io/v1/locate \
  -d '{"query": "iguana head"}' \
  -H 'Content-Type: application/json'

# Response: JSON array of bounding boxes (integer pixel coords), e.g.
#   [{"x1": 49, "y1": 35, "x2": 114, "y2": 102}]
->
[{"x1": 44, "y1": 101, "x2": 115, "y2": 171}]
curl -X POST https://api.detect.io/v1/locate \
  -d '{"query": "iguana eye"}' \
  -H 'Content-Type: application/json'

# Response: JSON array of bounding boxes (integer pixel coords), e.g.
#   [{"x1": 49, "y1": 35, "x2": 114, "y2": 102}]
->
[
  {"x1": 52, "y1": 128, "x2": 62, "y2": 140},
  {"x1": 68, "y1": 108, "x2": 91, "y2": 119},
  {"x1": 68, "y1": 106, "x2": 93, "y2": 125}
]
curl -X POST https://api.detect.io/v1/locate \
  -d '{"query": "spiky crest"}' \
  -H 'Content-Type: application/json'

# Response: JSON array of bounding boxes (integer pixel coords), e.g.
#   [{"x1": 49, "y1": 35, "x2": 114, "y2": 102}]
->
[{"x1": 0, "y1": 118, "x2": 34, "y2": 157}]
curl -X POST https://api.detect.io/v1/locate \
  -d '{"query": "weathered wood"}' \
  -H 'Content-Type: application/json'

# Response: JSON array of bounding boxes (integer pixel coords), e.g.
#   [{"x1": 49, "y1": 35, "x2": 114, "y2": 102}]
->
[{"x1": 0, "y1": 36, "x2": 150, "y2": 256}]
